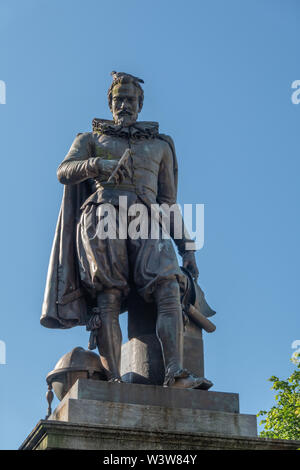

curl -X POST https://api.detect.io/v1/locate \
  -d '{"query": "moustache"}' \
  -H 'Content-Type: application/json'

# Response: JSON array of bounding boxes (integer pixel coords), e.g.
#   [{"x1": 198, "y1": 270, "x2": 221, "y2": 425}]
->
[{"x1": 117, "y1": 110, "x2": 133, "y2": 116}]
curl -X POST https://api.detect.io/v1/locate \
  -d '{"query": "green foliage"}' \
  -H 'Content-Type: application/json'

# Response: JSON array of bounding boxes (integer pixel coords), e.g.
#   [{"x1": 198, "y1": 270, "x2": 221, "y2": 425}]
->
[{"x1": 258, "y1": 356, "x2": 300, "y2": 440}]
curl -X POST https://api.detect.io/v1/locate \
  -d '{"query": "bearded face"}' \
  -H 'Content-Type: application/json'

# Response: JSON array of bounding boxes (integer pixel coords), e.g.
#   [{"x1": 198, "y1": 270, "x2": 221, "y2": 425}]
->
[{"x1": 111, "y1": 83, "x2": 140, "y2": 127}]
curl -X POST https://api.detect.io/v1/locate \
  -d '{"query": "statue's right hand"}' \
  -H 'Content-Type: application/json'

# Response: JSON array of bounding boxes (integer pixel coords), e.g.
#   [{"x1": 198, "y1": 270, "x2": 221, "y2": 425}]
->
[{"x1": 96, "y1": 159, "x2": 118, "y2": 176}]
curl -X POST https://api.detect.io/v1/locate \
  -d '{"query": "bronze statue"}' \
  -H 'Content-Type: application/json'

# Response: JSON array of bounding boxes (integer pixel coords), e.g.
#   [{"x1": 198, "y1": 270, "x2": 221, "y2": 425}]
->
[{"x1": 41, "y1": 71, "x2": 213, "y2": 389}]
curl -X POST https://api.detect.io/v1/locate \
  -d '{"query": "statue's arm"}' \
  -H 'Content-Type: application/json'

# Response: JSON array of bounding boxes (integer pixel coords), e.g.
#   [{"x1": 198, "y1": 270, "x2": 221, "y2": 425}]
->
[
  {"x1": 57, "y1": 133, "x2": 115, "y2": 185},
  {"x1": 157, "y1": 138, "x2": 194, "y2": 252},
  {"x1": 158, "y1": 139, "x2": 198, "y2": 279}
]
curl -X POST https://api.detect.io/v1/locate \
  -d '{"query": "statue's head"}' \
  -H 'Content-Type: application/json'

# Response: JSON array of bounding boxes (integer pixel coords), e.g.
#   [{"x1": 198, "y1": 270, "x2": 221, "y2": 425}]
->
[{"x1": 108, "y1": 71, "x2": 144, "y2": 127}]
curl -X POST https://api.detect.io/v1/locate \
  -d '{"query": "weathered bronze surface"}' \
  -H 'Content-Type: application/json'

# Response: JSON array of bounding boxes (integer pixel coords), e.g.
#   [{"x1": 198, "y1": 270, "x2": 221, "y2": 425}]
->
[{"x1": 41, "y1": 72, "x2": 215, "y2": 390}]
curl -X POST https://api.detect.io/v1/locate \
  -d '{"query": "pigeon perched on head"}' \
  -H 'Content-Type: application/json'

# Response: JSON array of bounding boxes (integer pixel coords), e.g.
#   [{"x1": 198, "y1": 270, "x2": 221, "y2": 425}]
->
[{"x1": 111, "y1": 71, "x2": 144, "y2": 84}]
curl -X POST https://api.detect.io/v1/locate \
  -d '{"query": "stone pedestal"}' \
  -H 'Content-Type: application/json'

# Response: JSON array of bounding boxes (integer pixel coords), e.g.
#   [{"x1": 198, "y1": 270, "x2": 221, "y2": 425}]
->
[
  {"x1": 123, "y1": 301, "x2": 206, "y2": 385},
  {"x1": 20, "y1": 379, "x2": 300, "y2": 450},
  {"x1": 20, "y1": 420, "x2": 300, "y2": 450},
  {"x1": 48, "y1": 379, "x2": 250, "y2": 437},
  {"x1": 19, "y1": 378, "x2": 257, "y2": 450}
]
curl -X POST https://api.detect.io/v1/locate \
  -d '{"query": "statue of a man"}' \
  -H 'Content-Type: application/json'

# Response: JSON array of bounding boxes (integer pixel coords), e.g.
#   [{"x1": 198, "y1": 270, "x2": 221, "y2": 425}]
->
[{"x1": 41, "y1": 71, "x2": 211, "y2": 389}]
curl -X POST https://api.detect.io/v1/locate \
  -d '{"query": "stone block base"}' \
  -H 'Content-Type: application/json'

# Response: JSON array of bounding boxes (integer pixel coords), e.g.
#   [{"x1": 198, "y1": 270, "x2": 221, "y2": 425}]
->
[
  {"x1": 20, "y1": 420, "x2": 300, "y2": 450},
  {"x1": 46, "y1": 379, "x2": 256, "y2": 437},
  {"x1": 20, "y1": 378, "x2": 300, "y2": 450},
  {"x1": 29, "y1": 379, "x2": 259, "y2": 443},
  {"x1": 64, "y1": 378, "x2": 240, "y2": 413},
  {"x1": 50, "y1": 397, "x2": 256, "y2": 437},
  {"x1": 51, "y1": 379, "x2": 256, "y2": 437}
]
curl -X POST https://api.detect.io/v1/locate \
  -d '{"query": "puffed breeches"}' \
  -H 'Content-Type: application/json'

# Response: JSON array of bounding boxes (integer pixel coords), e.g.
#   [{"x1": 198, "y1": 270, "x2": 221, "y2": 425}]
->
[{"x1": 76, "y1": 202, "x2": 184, "y2": 301}]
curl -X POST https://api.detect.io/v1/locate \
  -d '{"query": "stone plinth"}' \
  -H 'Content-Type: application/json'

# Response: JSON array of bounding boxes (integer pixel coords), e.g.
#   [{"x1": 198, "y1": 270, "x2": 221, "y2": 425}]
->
[
  {"x1": 20, "y1": 420, "x2": 300, "y2": 450},
  {"x1": 20, "y1": 379, "x2": 300, "y2": 450},
  {"x1": 49, "y1": 397, "x2": 256, "y2": 437},
  {"x1": 51, "y1": 380, "x2": 255, "y2": 437},
  {"x1": 47, "y1": 379, "x2": 254, "y2": 438},
  {"x1": 24, "y1": 378, "x2": 258, "y2": 445},
  {"x1": 57, "y1": 378, "x2": 240, "y2": 414}
]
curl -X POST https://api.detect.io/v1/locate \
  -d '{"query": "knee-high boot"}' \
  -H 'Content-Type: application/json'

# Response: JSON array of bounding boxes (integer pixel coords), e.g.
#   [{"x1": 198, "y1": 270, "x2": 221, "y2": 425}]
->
[
  {"x1": 96, "y1": 289, "x2": 122, "y2": 382},
  {"x1": 154, "y1": 279, "x2": 212, "y2": 389},
  {"x1": 154, "y1": 279, "x2": 185, "y2": 385}
]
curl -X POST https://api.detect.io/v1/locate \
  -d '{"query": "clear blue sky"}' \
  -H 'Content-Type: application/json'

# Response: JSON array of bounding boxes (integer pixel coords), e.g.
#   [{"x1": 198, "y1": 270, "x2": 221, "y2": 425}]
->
[{"x1": 0, "y1": 0, "x2": 299, "y2": 449}]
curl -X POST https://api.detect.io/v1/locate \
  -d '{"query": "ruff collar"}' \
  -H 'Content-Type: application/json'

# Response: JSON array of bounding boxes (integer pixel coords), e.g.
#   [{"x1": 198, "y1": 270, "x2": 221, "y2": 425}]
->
[{"x1": 92, "y1": 118, "x2": 159, "y2": 139}]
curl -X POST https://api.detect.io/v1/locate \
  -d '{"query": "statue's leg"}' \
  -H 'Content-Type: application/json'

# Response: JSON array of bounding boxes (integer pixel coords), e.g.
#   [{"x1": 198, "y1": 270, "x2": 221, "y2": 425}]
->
[
  {"x1": 129, "y1": 229, "x2": 209, "y2": 388},
  {"x1": 155, "y1": 278, "x2": 209, "y2": 389},
  {"x1": 154, "y1": 279, "x2": 183, "y2": 381},
  {"x1": 96, "y1": 288, "x2": 123, "y2": 382},
  {"x1": 77, "y1": 202, "x2": 129, "y2": 382}
]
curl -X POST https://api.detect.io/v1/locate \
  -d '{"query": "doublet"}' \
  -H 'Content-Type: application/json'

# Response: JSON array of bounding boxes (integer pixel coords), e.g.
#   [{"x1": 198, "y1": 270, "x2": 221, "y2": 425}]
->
[{"x1": 56, "y1": 120, "x2": 190, "y2": 301}]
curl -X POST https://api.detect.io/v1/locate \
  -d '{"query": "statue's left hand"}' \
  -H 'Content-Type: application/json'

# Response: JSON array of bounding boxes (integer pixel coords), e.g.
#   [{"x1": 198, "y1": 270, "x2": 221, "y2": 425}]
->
[
  {"x1": 86, "y1": 310, "x2": 101, "y2": 331},
  {"x1": 182, "y1": 251, "x2": 199, "y2": 281}
]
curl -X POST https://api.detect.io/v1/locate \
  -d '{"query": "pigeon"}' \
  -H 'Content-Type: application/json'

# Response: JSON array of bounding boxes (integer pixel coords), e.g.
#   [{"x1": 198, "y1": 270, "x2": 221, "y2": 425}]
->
[{"x1": 111, "y1": 71, "x2": 144, "y2": 84}]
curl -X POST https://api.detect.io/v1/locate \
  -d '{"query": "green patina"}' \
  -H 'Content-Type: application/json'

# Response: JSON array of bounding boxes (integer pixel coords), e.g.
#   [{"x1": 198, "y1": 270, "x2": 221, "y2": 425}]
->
[{"x1": 94, "y1": 145, "x2": 116, "y2": 160}]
